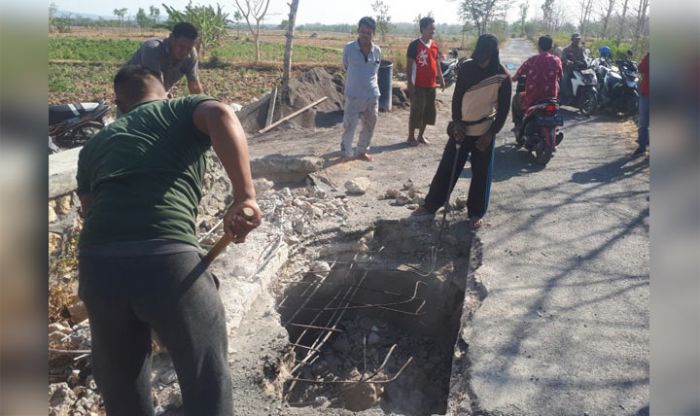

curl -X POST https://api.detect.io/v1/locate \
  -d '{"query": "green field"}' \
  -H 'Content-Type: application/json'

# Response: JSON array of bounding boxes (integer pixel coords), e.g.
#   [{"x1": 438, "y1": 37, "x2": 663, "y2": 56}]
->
[
  {"x1": 211, "y1": 41, "x2": 342, "y2": 63},
  {"x1": 49, "y1": 37, "x2": 342, "y2": 64}
]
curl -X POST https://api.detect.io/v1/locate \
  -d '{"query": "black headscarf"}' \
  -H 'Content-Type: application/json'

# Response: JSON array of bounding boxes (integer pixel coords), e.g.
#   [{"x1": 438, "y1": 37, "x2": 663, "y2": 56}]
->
[{"x1": 471, "y1": 34, "x2": 500, "y2": 73}]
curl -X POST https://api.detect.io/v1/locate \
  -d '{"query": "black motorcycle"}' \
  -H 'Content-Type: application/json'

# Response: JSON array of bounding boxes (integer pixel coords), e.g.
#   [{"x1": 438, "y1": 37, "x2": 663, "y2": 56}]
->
[
  {"x1": 513, "y1": 76, "x2": 564, "y2": 165},
  {"x1": 439, "y1": 48, "x2": 461, "y2": 88},
  {"x1": 49, "y1": 101, "x2": 111, "y2": 151},
  {"x1": 592, "y1": 58, "x2": 639, "y2": 117}
]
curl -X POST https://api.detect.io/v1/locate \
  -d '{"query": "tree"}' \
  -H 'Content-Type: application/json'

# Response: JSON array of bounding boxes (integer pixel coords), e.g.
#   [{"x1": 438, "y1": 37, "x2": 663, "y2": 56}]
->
[
  {"x1": 632, "y1": 0, "x2": 648, "y2": 51},
  {"x1": 541, "y1": 0, "x2": 555, "y2": 32},
  {"x1": 599, "y1": 0, "x2": 616, "y2": 38},
  {"x1": 371, "y1": 0, "x2": 392, "y2": 41},
  {"x1": 282, "y1": 0, "x2": 300, "y2": 101},
  {"x1": 163, "y1": 3, "x2": 229, "y2": 58},
  {"x1": 578, "y1": 0, "x2": 594, "y2": 37},
  {"x1": 233, "y1": 0, "x2": 272, "y2": 62},
  {"x1": 149, "y1": 5, "x2": 160, "y2": 27},
  {"x1": 616, "y1": 0, "x2": 630, "y2": 44},
  {"x1": 136, "y1": 8, "x2": 150, "y2": 28},
  {"x1": 459, "y1": 0, "x2": 504, "y2": 36},
  {"x1": 518, "y1": 2, "x2": 529, "y2": 36},
  {"x1": 413, "y1": 11, "x2": 434, "y2": 27},
  {"x1": 232, "y1": 10, "x2": 243, "y2": 36},
  {"x1": 113, "y1": 8, "x2": 128, "y2": 27},
  {"x1": 278, "y1": 19, "x2": 288, "y2": 30}
]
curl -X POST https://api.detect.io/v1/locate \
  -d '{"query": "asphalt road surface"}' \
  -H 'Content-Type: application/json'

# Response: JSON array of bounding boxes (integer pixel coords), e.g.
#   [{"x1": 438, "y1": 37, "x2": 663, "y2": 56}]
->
[{"x1": 462, "y1": 37, "x2": 649, "y2": 416}]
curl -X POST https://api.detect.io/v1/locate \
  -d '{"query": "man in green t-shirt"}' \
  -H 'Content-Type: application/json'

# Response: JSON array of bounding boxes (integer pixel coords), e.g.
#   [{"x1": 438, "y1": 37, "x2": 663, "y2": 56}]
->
[{"x1": 76, "y1": 65, "x2": 261, "y2": 416}]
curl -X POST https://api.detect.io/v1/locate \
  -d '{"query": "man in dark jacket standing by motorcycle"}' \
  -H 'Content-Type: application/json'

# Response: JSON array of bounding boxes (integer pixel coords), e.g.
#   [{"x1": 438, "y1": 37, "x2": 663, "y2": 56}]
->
[
  {"x1": 413, "y1": 34, "x2": 511, "y2": 230},
  {"x1": 561, "y1": 33, "x2": 585, "y2": 98},
  {"x1": 511, "y1": 35, "x2": 563, "y2": 127},
  {"x1": 127, "y1": 22, "x2": 204, "y2": 95},
  {"x1": 76, "y1": 65, "x2": 261, "y2": 416}
]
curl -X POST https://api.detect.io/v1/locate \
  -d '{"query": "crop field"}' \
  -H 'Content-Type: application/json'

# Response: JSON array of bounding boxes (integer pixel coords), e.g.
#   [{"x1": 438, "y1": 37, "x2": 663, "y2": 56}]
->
[{"x1": 48, "y1": 28, "x2": 470, "y2": 105}]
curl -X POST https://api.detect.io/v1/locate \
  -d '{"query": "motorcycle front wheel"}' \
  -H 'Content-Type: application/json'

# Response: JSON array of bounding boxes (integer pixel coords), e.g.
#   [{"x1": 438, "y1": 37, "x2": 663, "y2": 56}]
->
[
  {"x1": 579, "y1": 89, "x2": 598, "y2": 115},
  {"x1": 54, "y1": 121, "x2": 104, "y2": 149}
]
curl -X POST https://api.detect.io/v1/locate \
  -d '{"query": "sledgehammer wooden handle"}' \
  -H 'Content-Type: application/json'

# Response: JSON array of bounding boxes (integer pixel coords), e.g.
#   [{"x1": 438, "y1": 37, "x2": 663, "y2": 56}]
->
[{"x1": 204, "y1": 207, "x2": 255, "y2": 265}]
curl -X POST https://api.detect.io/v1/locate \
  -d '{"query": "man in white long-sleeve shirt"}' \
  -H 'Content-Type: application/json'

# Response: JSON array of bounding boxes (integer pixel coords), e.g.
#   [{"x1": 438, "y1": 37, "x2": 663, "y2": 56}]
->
[{"x1": 339, "y1": 16, "x2": 382, "y2": 163}]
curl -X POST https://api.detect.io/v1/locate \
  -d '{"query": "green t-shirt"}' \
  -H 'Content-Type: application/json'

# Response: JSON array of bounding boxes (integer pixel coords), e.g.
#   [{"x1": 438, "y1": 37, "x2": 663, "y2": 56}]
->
[{"x1": 76, "y1": 95, "x2": 217, "y2": 248}]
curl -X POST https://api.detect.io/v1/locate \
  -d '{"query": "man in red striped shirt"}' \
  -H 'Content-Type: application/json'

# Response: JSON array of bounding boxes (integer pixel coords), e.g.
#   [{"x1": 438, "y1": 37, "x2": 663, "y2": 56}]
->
[{"x1": 406, "y1": 17, "x2": 446, "y2": 145}]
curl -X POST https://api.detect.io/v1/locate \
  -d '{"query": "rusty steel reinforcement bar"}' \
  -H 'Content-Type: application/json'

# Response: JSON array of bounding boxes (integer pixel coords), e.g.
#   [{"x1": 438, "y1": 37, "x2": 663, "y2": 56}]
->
[
  {"x1": 287, "y1": 356, "x2": 414, "y2": 385},
  {"x1": 285, "y1": 269, "x2": 367, "y2": 396}
]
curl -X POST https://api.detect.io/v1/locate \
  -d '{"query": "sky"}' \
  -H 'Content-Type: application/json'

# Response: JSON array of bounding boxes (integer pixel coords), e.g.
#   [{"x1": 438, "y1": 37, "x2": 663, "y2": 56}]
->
[{"x1": 55, "y1": 0, "x2": 579, "y2": 26}]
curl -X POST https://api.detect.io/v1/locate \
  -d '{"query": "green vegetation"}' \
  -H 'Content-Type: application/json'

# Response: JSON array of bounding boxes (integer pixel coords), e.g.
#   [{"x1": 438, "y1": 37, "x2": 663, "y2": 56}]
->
[
  {"x1": 49, "y1": 38, "x2": 141, "y2": 62},
  {"x1": 49, "y1": 37, "x2": 341, "y2": 64},
  {"x1": 210, "y1": 41, "x2": 341, "y2": 63},
  {"x1": 162, "y1": 3, "x2": 229, "y2": 57}
]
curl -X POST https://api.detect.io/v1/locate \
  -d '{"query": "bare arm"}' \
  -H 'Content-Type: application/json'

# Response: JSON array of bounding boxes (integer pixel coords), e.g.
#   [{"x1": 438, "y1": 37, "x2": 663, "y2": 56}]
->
[
  {"x1": 188, "y1": 79, "x2": 204, "y2": 95},
  {"x1": 406, "y1": 57, "x2": 415, "y2": 94},
  {"x1": 193, "y1": 101, "x2": 261, "y2": 242}
]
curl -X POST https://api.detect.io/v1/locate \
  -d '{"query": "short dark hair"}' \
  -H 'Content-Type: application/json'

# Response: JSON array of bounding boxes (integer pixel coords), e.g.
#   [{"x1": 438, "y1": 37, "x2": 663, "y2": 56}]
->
[
  {"x1": 171, "y1": 22, "x2": 198, "y2": 40},
  {"x1": 538, "y1": 35, "x2": 553, "y2": 51},
  {"x1": 114, "y1": 64, "x2": 163, "y2": 102},
  {"x1": 358, "y1": 16, "x2": 376, "y2": 33},
  {"x1": 419, "y1": 17, "x2": 435, "y2": 32}
]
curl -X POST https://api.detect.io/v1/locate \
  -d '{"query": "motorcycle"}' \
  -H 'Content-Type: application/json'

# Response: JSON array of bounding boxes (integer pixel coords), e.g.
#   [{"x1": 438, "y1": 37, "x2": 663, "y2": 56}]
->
[
  {"x1": 513, "y1": 76, "x2": 564, "y2": 165},
  {"x1": 591, "y1": 57, "x2": 640, "y2": 117},
  {"x1": 558, "y1": 49, "x2": 598, "y2": 115},
  {"x1": 439, "y1": 48, "x2": 461, "y2": 88},
  {"x1": 49, "y1": 101, "x2": 111, "y2": 152}
]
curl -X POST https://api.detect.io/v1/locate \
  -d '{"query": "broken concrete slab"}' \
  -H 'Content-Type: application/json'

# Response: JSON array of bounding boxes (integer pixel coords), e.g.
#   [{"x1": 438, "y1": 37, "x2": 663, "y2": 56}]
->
[
  {"x1": 250, "y1": 153, "x2": 324, "y2": 183},
  {"x1": 49, "y1": 147, "x2": 81, "y2": 198}
]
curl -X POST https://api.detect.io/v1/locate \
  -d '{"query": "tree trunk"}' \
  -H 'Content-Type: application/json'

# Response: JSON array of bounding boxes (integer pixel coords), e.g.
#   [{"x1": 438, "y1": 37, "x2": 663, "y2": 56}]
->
[
  {"x1": 633, "y1": 0, "x2": 648, "y2": 51},
  {"x1": 617, "y1": 0, "x2": 629, "y2": 45},
  {"x1": 282, "y1": 0, "x2": 300, "y2": 102},
  {"x1": 601, "y1": 0, "x2": 615, "y2": 38},
  {"x1": 255, "y1": 21, "x2": 261, "y2": 62}
]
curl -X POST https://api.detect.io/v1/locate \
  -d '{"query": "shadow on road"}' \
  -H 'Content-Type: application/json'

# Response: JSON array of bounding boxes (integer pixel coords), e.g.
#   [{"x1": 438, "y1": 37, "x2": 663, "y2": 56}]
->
[
  {"x1": 571, "y1": 155, "x2": 648, "y2": 184},
  {"x1": 491, "y1": 144, "x2": 547, "y2": 182}
]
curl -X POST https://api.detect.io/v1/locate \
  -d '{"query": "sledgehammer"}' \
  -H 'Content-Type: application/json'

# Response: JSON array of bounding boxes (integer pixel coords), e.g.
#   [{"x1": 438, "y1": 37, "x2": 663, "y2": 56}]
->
[{"x1": 204, "y1": 207, "x2": 255, "y2": 265}]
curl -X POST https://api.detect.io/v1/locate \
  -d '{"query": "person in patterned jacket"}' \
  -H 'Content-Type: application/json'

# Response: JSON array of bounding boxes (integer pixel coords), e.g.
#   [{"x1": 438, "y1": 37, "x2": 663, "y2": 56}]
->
[{"x1": 413, "y1": 34, "x2": 511, "y2": 230}]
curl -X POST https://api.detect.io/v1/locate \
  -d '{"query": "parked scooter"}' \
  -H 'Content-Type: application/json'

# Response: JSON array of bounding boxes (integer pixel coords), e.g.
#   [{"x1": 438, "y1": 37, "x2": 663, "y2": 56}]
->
[
  {"x1": 440, "y1": 48, "x2": 461, "y2": 88},
  {"x1": 513, "y1": 76, "x2": 564, "y2": 165},
  {"x1": 558, "y1": 49, "x2": 598, "y2": 115},
  {"x1": 49, "y1": 101, "x2": 111, "y2": 151},
  {"x1": 592, "y1": 55, "x2": 640, "y2": 117}
]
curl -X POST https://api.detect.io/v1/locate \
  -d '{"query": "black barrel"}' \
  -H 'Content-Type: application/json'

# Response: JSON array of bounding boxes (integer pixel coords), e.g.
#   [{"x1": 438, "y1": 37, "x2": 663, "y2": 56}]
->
[{"x1": 378, "y1": 60, "x2": 393, "y2": 112}]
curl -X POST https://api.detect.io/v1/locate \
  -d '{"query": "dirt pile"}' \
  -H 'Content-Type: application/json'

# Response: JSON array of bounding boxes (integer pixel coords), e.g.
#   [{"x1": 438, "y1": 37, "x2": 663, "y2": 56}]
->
[{"x1": 237, "y1": 68, "x2": 345, "y2": 134}]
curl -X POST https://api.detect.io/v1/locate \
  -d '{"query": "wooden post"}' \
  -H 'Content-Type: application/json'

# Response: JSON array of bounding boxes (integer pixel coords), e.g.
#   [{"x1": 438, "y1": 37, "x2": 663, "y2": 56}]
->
[{"x1": 265, "y1": 87, "x2": 278, "y2": 128}]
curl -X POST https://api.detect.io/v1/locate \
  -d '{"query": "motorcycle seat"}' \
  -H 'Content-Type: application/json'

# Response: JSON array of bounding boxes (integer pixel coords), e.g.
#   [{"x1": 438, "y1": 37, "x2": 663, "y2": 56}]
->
[
  {"x1": 49, "y1": 102, "x2": 105, "y2": 125},
  {"x1": 440, "y1": 61, "x2": 452, "y2": 72}
]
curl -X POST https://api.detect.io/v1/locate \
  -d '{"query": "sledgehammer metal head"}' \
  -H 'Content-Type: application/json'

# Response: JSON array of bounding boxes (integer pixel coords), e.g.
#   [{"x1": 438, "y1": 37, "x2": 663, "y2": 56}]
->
[{"x1": 204, "y1": 207, "x2": 255, "y2": 265}]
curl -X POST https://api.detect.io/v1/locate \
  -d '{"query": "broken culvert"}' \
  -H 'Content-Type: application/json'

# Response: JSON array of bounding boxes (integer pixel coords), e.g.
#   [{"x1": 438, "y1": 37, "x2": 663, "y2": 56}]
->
[{"x1": 271, "y1": 220, "x2": 477, "y2": 416}]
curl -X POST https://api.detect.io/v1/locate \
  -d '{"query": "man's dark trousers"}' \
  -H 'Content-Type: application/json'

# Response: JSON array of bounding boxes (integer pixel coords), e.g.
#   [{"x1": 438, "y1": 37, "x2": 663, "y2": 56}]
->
[
  {"x1": 424, "y1": 134, "x2": 495, "y2": 219},
  {"x1": 78, "y1": 250, "x2": 233, "y2": 416}
]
